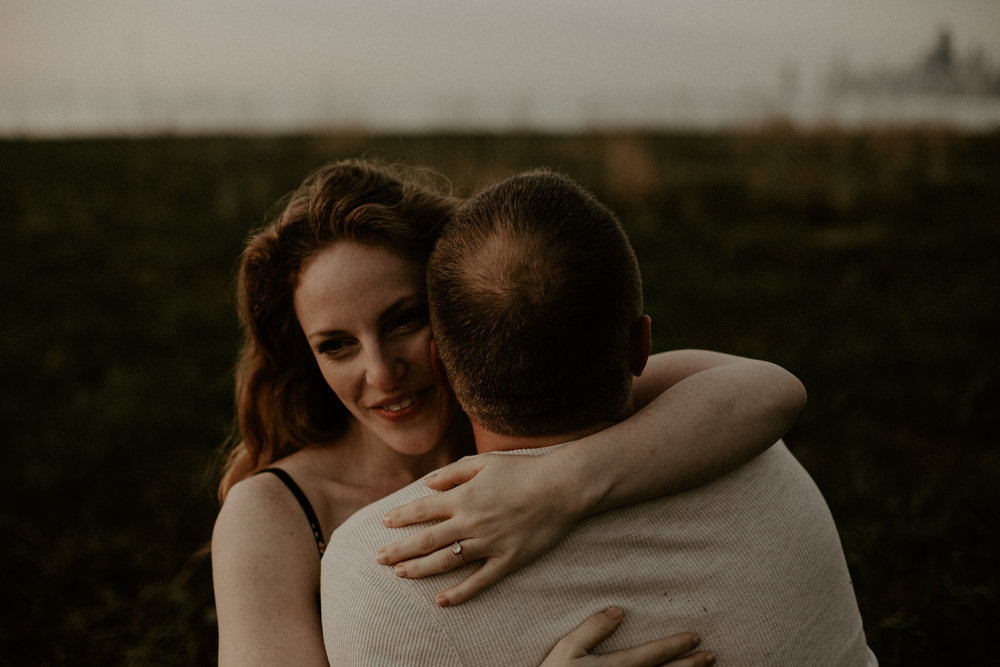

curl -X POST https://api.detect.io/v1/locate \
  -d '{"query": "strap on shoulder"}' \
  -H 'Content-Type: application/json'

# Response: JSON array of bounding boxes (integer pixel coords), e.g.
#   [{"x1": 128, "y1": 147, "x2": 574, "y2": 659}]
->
[{"x1": 257, "y1": 467, "x2": 326, "y2": 557}]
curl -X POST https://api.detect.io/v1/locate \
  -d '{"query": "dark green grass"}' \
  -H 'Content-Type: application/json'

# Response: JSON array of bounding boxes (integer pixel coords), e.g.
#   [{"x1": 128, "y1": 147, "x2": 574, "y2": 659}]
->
[{"x1": 1, "y1": 128, "x2": 997, "y2": 664}]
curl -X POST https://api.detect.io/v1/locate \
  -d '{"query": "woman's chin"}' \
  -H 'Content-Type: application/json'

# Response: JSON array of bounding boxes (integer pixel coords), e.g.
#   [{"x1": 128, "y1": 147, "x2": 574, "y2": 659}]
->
[
  {"x1": 386, "y1": 402, "x2": 457, "y2": 453},
  {"x1": 367, "y1": 419, "x2": 447, "y2": 458}
]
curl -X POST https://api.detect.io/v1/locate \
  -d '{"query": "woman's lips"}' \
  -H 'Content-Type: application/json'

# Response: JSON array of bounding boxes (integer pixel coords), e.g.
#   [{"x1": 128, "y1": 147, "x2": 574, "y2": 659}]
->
[
  {"x1": 371, "y1": 390, "x2": 426, "y2": 420},
  {"x1": 381, "y1": 396, "x2": 416, "y2": 412}
]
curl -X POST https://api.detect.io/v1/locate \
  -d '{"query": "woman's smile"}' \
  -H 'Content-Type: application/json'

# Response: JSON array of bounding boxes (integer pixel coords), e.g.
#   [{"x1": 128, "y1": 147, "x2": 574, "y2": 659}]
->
[
  {"x1": 377, "y1": 395, "x2": 417, "y2": 413},
  {"x1": 370, "y1": 389, "x2": 427, "y2": 419}
]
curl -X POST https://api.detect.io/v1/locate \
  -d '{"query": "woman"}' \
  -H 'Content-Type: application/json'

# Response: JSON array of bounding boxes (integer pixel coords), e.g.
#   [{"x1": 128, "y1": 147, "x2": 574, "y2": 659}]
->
[{"x1": 212, "y1": 159, "x2": 805, "y2": 665}]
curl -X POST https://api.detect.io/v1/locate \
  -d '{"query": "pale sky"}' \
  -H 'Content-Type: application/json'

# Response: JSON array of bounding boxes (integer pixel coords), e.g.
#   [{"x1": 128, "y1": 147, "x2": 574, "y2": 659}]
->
[{"x1": 2, "y1": 0, "x2": 999, "y2": 134}]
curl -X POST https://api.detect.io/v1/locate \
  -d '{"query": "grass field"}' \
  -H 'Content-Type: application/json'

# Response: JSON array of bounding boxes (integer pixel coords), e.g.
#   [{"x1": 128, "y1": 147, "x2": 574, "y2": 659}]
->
[{"x1": 1, "y1": 128, "x2": 997, "y2": 665}]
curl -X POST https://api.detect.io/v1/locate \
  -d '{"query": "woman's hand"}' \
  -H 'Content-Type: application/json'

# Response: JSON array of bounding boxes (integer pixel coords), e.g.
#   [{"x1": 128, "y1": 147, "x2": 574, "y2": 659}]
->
[
  {"x1": 376, "y1": 452, "x2": 585, "y2": 607},
  {"x1": 541, "y1": 607, "x2": 715, "y2": 667}
]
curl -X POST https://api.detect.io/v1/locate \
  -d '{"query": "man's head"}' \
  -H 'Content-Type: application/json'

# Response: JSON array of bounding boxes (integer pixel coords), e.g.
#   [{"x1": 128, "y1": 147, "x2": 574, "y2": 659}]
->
[{"x1": 428, "y1": 170, "x2": 650, "y2": 438}]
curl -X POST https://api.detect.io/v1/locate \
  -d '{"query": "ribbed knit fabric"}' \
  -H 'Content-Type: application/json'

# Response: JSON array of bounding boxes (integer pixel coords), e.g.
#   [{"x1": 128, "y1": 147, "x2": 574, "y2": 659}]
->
[{"x1": 321, "y1": 442, "x2": 877, "y2": 666}]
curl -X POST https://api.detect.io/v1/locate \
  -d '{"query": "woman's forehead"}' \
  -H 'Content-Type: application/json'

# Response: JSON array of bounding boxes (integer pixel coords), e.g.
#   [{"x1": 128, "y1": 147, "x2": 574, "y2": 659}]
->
[{"x1": 294, "y1": 242, "x2": 425, "y2": 330}]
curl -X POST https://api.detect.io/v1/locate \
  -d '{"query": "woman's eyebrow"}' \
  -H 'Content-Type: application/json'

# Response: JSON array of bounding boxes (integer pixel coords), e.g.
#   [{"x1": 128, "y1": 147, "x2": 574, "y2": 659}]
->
[{"x1": 306, "y1": 326, "x2": 348, "y2": 343}]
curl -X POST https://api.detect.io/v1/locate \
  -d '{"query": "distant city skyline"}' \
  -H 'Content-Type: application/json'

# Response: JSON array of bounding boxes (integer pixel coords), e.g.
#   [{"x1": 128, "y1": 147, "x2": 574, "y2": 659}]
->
[{"x1": 2, "y1": 0, "x2": 999, "y2": 135}]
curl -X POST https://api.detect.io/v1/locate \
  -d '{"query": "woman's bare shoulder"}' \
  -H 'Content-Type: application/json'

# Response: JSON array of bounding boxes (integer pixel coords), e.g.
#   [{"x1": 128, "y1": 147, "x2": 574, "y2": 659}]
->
[
  {"x1": 216, "y1": 472, "x2": 300, "y2": 526},
  {"x1": 213, "y1": 474, "x2": 329, "y2": 666},
  {"x1": 212, "y1": 473, "x2": 318, "y2": 572}
]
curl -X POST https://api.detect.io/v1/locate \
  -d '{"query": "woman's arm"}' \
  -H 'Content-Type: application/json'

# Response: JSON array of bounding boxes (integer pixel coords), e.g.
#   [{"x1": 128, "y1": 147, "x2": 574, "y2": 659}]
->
[
  {"x1": 212, "y1": 476, "x2": 329, "y2": 667},
  {"x1": 573, "y1": 349, "x2": 807, "y2": 514},
  {"x1": 377, "y1": 350, "x2": 806, "y2": 606}
]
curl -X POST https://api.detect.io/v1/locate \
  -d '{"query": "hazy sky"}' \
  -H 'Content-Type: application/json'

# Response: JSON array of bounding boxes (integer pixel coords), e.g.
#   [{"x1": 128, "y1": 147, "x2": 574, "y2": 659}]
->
[{"x1": 2, "y1": 0, "x2": 999, "y2": 133}]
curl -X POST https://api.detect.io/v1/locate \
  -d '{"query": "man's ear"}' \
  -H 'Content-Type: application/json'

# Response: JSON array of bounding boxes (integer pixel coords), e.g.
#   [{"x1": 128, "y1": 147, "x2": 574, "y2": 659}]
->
[
  {"x1": 429, "y1": 339, "x2": 452, "y2": 390},
  {"x1": 629, "y1": 315, "x2": 652, "y2": 377}
]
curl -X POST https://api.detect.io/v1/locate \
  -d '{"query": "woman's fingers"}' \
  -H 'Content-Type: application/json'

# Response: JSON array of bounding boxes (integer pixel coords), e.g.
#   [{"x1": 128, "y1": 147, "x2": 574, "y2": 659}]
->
[
  {"x1": 382, "y1": 492, "x2": 451, "y2": 528},
  {"x1": 431, "y1": 558, "x2": 510, "y2": 607},
  {"x1": 388, "y1": 541, "x2": 516, "y2": 607},
  {"x1": 392, "y1": 547, "x2": 515, "y2": 607},
  {"x1": 597, "y1": 632, "x2": 710, "y2": 667},
  {"x1": 658, "y1": 648, "x2": 716, "y2": 667},
  {"x1": 539, "y1": 607, "x2": 625, "y2": 665},
  {"x1": 568, "y1": 606, "x2": 625, "y2": 652},
  {"x1": 420, "y1": 455, "x2": 486, "y2": 491},
  {"x1": 389, "y1": 539, "x2": 480, "y2": 580},
  {"x1": 376, "y1": 519, "x2": 462, "y2": 566},
  {"x1": 542, "y1": 609, "x2": 713, "y2": 667}
]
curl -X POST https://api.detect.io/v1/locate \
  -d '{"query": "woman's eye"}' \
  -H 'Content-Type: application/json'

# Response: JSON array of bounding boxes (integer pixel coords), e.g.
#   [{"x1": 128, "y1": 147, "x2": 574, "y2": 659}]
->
[
  {"x1": 317, "y1": 339, "x2": 350, "y2": 356},
  {"x1": 391, "y1": 308, "x2": 427, "y2": 332}
]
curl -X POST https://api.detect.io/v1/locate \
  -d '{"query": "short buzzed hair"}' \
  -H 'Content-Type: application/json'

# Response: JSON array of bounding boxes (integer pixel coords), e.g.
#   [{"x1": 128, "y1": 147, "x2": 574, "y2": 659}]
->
[{"x1": 427, "y1": 170, "x2": 643, "y2": 437}]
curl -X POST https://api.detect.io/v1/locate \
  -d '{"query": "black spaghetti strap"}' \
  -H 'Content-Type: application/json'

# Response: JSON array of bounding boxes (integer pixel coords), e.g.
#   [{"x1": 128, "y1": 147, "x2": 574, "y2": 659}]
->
[{"x1": 257, "y1": 468, "x2": 327, "y2": 557}]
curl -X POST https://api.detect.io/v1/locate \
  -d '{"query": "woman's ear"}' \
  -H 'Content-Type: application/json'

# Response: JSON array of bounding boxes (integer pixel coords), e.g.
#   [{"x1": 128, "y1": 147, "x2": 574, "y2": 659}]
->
[{"x1": 629, "y1": 315, "x2": 652, "y2": 377}]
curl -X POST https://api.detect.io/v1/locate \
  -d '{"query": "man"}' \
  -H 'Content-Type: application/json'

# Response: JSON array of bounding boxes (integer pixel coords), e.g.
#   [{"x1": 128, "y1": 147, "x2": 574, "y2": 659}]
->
[{"x1": 321, "y1": 171, "x2": 876, "y2": 665}]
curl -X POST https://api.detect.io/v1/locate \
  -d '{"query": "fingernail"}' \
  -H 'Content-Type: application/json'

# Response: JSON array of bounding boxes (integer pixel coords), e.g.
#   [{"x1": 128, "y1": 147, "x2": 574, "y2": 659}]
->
[
  {"x1": 394, "y1": 565, "x2": 406, "y2": 577},
  {"x1": 705, "y1": 652, "x2": 716, "y2": 665},
  {"x1": 603, "y1": 606, "x2": 623, "y2": 620},
  {"x1": 381, "y1": 514, "x2": 392, "y2": 527},
  {"x1": 690, "y1": 634, "x2": 701, "y2": 647},
  {"x1": 375, "y1": 550, "x2": 387, "y2": 565},
  {"x1": 423, "y1": 471, "x2": 438, "y2": 485},
  {"x1": 435, "y1": 594, "x2": 450, "y2": 607}
]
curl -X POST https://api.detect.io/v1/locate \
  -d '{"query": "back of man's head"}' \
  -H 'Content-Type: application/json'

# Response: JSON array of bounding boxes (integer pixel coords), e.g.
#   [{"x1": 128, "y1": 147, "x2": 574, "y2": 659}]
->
[{"x1": 428, "y1": 170, "x2": 644, "y2": 437}]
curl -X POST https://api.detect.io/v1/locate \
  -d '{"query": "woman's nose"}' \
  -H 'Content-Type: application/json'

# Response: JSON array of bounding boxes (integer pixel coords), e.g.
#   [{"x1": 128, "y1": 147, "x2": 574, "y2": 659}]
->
[{"x1": 365, "y1": 345, "x2": 406, "y2": 391}]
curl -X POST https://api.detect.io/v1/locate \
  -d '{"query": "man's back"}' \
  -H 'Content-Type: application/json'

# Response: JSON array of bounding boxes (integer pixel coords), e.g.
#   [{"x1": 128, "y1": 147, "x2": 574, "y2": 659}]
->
[{"x1": 321, "y1": 442, "x2": 876, "y2": 666}]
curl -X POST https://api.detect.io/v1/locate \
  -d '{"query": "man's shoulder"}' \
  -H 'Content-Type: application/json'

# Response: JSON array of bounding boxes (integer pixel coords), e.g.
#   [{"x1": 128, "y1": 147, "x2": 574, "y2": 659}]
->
[
  {"x1": 325, "y1": 476, "x2": 436, "y2": 558},
  {"x1": 320, "y1": 476, "x2": 464, "y2": 666},
  {"x1": 320, "y1": 477, "x2": 439, "y2": 634}
]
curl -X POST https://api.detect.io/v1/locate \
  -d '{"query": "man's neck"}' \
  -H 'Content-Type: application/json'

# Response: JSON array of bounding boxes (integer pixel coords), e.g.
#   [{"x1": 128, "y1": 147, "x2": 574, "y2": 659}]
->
[{"x1": 472, "y1": 421, "x2": 616, "y2": 454}]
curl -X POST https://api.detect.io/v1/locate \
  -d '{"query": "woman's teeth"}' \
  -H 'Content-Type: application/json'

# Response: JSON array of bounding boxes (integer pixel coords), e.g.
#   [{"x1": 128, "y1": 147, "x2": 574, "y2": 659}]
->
[{"x1": 382, "y1": 396, "x2": 416, "y2": 412}]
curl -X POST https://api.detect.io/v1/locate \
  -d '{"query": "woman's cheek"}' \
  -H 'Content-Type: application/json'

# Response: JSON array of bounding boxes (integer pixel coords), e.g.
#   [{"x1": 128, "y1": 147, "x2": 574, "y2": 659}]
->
[
  {"x1": 412, "y1": 328, "x2": 435, "y2": 366},
  {"x1": 319, "y1": 364, "x2": 351, "y2": 401}
]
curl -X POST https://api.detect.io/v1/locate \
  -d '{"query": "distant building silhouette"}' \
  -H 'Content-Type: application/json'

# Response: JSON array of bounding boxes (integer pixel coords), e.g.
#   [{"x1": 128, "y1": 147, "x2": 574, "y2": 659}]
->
[
  {"x1": 827, "y1": 28, "x2": 1000, "y2": 97},
  {"x1": 924, "y1": 29, "x2": 954, "y2": 75}
]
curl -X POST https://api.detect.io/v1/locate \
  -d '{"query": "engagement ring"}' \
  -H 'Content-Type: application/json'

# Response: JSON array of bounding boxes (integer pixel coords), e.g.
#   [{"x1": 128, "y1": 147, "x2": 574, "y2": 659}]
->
[{"x1": 451, "y1": 541, "x2": 467, "y2": 565}]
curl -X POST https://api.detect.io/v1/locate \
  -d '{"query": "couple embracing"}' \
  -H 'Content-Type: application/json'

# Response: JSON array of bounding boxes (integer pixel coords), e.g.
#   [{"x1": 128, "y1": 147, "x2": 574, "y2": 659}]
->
[{"x1": 213, "y1": 162, "x2": 876, "y2": 666}]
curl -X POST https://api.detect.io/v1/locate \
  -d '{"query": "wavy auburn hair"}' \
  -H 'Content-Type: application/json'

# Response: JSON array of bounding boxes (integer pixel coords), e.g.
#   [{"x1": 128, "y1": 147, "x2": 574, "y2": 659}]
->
[{"x1": 217, "y1": 159, "x2": 457, "y2": 502}]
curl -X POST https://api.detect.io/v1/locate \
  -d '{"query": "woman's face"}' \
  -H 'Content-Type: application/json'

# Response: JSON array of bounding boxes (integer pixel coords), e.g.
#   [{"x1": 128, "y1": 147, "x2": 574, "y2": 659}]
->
[{"x1": 294, "y1": 241, "x2": 458, "y2": 457}]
